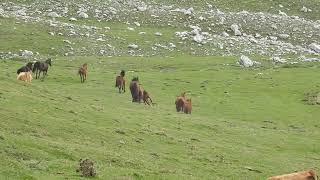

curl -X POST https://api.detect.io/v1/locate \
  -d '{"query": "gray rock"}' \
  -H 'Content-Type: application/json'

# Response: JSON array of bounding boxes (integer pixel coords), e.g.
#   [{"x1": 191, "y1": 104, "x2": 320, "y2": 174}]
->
[
  {"x1": 239, "y1": 55, "x2": 254, "y2": 67},
  {"x1": 78, "y1": 12, "x2": 89, "y2": 19},
  {"x1": 309, "y1": 43, "x2": 320, "y2": 53},
  {"x1": 47, "y1": 12, "x2": 60, "y2": 18},
  {"x1": 21, "y1": 50, "x2": 33, "y2": 58},
  {"x1": 128, "y1": 44, "x2": 139, "y2": 49}
]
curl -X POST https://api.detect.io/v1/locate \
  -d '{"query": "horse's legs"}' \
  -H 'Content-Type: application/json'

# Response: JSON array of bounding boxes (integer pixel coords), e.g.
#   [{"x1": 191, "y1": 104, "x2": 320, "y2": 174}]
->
[
  {"x1": 80, "y1": 74, "x2": 83, "y2": 83},
  {"x1": 123, "y1": 80, "x2": 125, "y2": 92}
]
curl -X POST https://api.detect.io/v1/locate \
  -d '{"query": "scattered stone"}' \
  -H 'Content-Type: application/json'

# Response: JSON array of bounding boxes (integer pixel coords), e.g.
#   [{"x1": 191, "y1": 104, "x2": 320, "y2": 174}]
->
[
  {"x1": 21, "y1": 50, "x2": 33, "y2": 58},
  {"x1": 230, "y1": 24, "x2": 241, "y2": 36},
  {"x1": 278, "y1": 34, "x2": 290, "y2": 39},
  {"x1": 272, "y1": 57, "x2": 287, "y2": 64},
  {"x1": 155, "y1": 32, "x2": 162, "y2": 36},
  {"x1": 134, "y1": 22, "x2": 140, "y2": 27},
  {"x1": 69, "y1": 17, "x2": 77, "y2": 21},
  {"x1": 137, "y1": 5, "x2": 147, "y2": 12},
  {"x1": 168, "y1": 43, "x2": 176, "y2": 48},
  {"x1": 78, "y1": 12, "x2": 89, "y2": 19},
  {"x1": 300, "y1": 6, "x2": 312, "y2": 13},
  {"x1": 63, "y1": 40, "x2": 72, "y2": 44},
  {"x1": 47, "y1": 12, "x2": 60, "y2": 18},
  {"x1": 128, "y1": 44, "x2": 139, "y2": 49},
  {"x1": 127, "y1": 27, "x2": 135, "y2": 31}
]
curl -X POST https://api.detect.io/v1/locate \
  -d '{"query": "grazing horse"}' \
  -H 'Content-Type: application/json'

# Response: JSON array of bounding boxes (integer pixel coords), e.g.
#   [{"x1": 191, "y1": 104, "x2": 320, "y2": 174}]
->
[
  {"x1": 130, "y1": 77, "x2": 140, "y2": 102},
  {"x1": 78, "y1": 63, "x2": 88, "y2": 83},
  {"x1": 183, "y1": 99, "x2": 192, "y2": 114},
  {"x1": 115, "y1": 70, "x2": 126, "y2": 93},
  {"x1": 17, "y1": 62, "x2": 33, "y2": 74},
  {"x1": 175, "y1": 92, "x2": 187, "y2": 112},
  {"x1": 32, "y1": 58, "x2": 52, "y2": 79},
  {"x1": 17, "y1": 71, "x2": 33, "y2": 82}
]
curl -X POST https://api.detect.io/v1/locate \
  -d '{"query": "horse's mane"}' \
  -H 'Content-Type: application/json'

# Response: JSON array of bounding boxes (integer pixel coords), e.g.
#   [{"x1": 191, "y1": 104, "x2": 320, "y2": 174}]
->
[
  {"x1": 46, "y1": 58, "x2": 52, "y2": 66},
  {"x1": 132, "y1": 76, "x2": 139, "y2": 81}
]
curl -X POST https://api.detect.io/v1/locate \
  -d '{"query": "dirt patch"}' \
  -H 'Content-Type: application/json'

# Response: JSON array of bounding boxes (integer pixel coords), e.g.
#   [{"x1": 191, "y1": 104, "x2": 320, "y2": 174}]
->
[
  {"x1": 303, "y1": 91, "x2": 320, "y2": 105},
  {"x1": 76, "y1": 159, "x2": 97, "y2": 177}
]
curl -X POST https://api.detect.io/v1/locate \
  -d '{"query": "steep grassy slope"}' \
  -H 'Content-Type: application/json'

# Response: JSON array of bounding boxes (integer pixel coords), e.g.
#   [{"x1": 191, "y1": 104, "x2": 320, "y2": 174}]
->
[{"x1": 0, "y1": 57, "x2": 319, "y2": 179}]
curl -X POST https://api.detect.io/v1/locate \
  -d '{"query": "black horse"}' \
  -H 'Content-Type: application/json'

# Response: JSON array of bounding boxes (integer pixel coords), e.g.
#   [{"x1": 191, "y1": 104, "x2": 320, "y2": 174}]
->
[
  {"x1": 17, "y1": 62, "x2": 33, "y2": 74},
  {"x1": 32, "y1": 58, "x2": 52, "y2": 79}
]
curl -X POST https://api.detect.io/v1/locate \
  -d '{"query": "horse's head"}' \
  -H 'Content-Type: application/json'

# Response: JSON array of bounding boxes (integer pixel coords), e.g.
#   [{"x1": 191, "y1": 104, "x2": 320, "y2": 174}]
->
[
  {"x1": 26, "y1": 62, "x2": 33, "y2": 70},
  {"x1": 46, "y1": 58, "x2": 52, "y2": 66},
  {"x1": 120, "y1": 70, "x2": 125, "y2": 77}
]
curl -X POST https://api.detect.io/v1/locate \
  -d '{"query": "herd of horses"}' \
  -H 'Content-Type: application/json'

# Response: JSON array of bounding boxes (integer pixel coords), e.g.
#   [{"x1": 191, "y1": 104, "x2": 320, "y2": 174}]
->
[{"x1": 16, "y1": 60, "x2": 192, "y2": 114}]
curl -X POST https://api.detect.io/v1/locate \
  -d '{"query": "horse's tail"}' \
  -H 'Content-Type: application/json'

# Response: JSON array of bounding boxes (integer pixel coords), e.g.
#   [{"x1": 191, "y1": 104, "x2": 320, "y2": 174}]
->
[{"x1": 115, "y1": 76, "x2": 120, "y2": 87}]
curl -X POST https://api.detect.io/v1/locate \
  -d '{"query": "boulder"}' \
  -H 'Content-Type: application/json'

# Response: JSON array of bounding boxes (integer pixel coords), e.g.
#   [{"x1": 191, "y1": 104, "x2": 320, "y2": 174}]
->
[
  {"x1": 78, "y1": 12, "x2": 89, "y2": 19},
  {"x1": 47, "y1": 12, "x2": 60, "y2": 18},
  {"x1": 309, "y1": 43, "x2": 320, "y2": 53},
  {"x1": 230, "y1": 24, "x2": 241, "y2": 36},
  {"x1": 21, "y1": 50, "x2": 33, "y2": 58},
  {"x1": 239, "y1": 55, "x2": 254, "y2": 67}
]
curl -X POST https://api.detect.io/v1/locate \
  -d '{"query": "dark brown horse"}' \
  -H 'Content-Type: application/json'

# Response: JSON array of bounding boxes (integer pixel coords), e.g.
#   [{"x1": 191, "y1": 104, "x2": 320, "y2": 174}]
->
[
  {"x1": 32, "y1": 58, "x2": 52, "y2": 79},
  {"x1": 78, "y1": 63, "x2": 87, "y2": 83},
  {"x1": 115, "y1": 70, "x2": 125, "y2": 93},
  {"x1": 17, "y1": 62, "x2": 33, "y2": 74},
  {"x1": 130, "y1": 77, "x2": 140, "y2": 102}
]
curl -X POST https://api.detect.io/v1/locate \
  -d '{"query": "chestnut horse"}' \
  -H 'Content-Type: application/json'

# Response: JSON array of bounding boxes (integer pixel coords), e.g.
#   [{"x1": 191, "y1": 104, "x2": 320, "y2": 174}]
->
[
  {"x1": 115, "y1": 70, "x2": 125, "y2": 93},
  {"x1": 78, "y1": 63, "x2": 87, "y2": 83},
  {"x1": 175, "y1": 92, "x2": 186, "y2": 112}
]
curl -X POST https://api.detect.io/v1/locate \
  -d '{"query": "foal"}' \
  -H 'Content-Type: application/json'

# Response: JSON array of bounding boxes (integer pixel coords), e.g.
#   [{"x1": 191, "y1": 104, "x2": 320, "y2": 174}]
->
[
  {"x1": 115, "y1": 70, "x2": 125, "y2": 93},
  {"x1": 141, "y1": 89, "x2": 154, "y2": 105},
  {"x1": 183, "y1": 99, "x2": 192, "y2": 114},
  {"x1": 78, "y1": 63, "x2": 88, "y2": 83}
]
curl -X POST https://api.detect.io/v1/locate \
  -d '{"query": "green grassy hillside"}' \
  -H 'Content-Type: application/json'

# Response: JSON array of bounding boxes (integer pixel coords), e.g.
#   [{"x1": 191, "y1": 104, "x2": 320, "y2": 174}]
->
[{"x1": 1, "y1": 56, "x2": 319, "y2": 179}]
